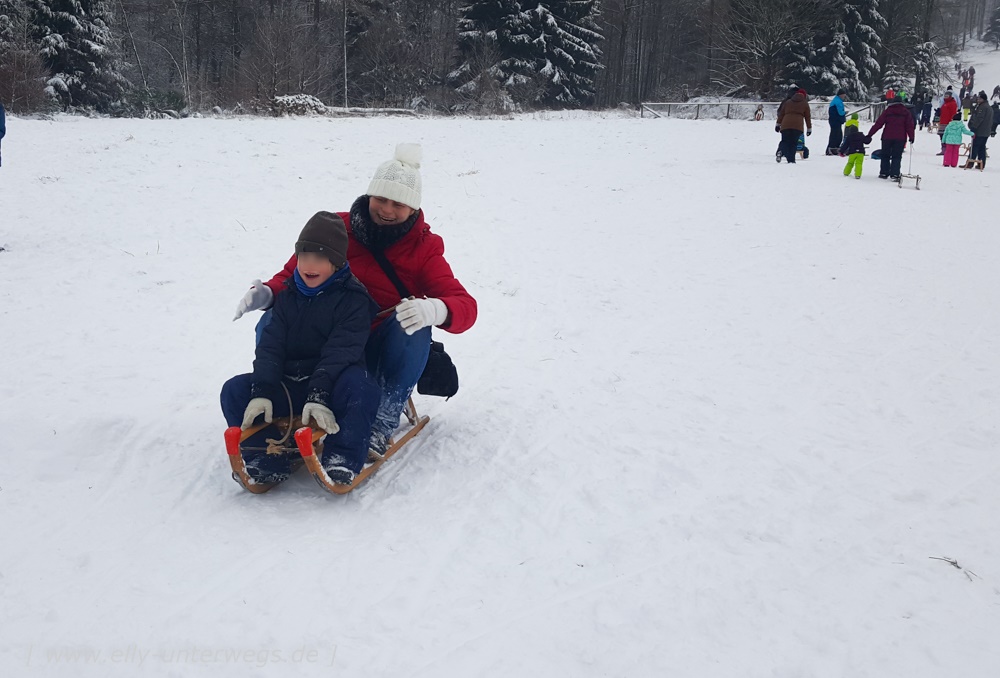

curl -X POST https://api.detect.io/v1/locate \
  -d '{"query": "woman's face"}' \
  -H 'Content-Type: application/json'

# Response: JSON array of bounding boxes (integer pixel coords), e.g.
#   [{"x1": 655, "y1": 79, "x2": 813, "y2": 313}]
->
[{"x1": 369, "y1": 196, "x2": 415, "y2": 226}]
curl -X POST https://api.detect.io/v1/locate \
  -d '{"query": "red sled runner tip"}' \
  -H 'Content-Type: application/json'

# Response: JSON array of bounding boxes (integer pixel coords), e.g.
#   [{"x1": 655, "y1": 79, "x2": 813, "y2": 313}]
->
[
  {"x1": 224, "y1": 426, "x2": 242, "y2": 456},
  {"x1": 225, "y1": 398, "x2": 429, "y2": 495}
]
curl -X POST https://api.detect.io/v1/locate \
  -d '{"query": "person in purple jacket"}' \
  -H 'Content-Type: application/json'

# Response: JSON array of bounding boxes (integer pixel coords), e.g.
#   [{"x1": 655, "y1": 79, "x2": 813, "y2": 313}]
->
[{"x1": 866, "y1": 96, "x2": 916, "y2": 180}]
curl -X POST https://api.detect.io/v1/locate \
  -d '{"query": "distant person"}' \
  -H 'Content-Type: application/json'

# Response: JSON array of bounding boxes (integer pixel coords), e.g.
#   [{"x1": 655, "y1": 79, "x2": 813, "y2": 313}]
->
[
  {"x1": 919, "y1": 96, "x2": 933, "y2": 131},
  {"x1": 961, "y1": 92, "x2": 974, "y2": 120},
  {"x1": 839, "y1": 115, "x2": 868, "y2": 179},
  {"x1": 866, "y1": 96, "x2": 915, "y2": 180},
  {"x1": 967, "y1": 91, "x2": 994, "y2": 168},
  {"x1": 776, "y1": 87, "x2": 812, "y2": 164},
  {"x1": 940, "y1": 113, "x2": 973, "y2": 168},
  {"x1": 827, "y1": 88, "x2": 847, "y2": 155},
  {"x1": 992, "y1": 85, "x2": 1000, "y2": 102},
  {"x1": 754, "y1": 103, "x2": 764, "y2": 121},
  {"x1": 991, "y1": 101, "x2": 1000, "y2": 136},
  {"x1": 0, "y1": 100, "x2": 5, "y2": 167}
]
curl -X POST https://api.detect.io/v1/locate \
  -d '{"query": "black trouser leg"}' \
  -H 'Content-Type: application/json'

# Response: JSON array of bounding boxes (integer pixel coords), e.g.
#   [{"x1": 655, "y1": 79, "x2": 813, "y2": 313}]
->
[
  {"x1": 886, "y1": 139, "x2": 905, "y2": 176},
  {"x1": 781, "y1": 129, "x2": 800, "y2": 162},
  {"x1": 828, "y1": 123, "x2": 843, "y2": 154}
]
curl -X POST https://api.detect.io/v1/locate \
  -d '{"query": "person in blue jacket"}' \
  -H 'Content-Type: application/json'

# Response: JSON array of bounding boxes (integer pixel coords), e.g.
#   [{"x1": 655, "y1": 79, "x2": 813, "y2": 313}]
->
[
  {"x1": 826, "y1": 88, "x2": 847, "y2": 155},
  {"x1": 220, "y1": 211, "x2": 382, "y2": 486},
  {"x1": 1, "y1": 100, "x2": 6, "y2": 167}
]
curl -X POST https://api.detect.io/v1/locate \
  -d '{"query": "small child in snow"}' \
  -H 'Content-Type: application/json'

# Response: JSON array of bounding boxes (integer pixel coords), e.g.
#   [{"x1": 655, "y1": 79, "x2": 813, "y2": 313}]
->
[
  {"x1": 941, "y1": 113, "x2": 973, "y2": 167},
  {"x1": 839, "y1": 115, "x2": 868, "y2": 179},
  {"x1": 220, "y1": 212, "x2": 382, "y2": 485}
]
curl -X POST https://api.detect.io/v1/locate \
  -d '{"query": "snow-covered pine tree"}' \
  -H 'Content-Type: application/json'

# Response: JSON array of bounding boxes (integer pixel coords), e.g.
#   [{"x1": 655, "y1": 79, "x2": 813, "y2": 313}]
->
[
  {"x1": 451, "y1": 0, "x2": 535, "y2": 111},
  {"x1": 780, "y1": 38, "x2": 821, "y2": 93},
  {"x1": 911, "y1": 40, "x2": 941, "y2": 97},
  {"x1": 815, "y1": 27, "x2": 860, "y2": 96},
  {"x1": 842, "y1": 0, "x2": 884, "y2": 95},
  {"x1": 27, "y1": 0, "x2": 128, "y2": 112},
  {"x1": 452, "y1": 0, "x2": 602, "y2": 109},
  {"x1": 525, "y1": 1, "x2": 603, "y2": 107},
  {"x1": 881, "y1": 62, "x2": 907, "y2": 93}
]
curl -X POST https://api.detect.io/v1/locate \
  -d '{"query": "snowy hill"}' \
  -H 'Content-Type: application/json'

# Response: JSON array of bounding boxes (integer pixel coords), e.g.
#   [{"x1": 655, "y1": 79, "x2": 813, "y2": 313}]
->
[{"x1": 1, "y1": 106, "x2": 1000, "y2": 677}]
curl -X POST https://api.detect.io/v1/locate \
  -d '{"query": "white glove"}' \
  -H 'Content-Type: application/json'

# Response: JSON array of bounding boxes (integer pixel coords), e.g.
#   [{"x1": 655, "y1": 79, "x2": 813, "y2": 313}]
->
[
  {"x1": 395, "y1": 298, "x2": 448, "y2": 335},
  {"x1": 241, "y1": 397, "x2": 273, "y2": 429},
  {"x1": 233, "y1": 279, "x2": 274, "y2": 321},
  {"x1": 302, "y1": 402, "x2": 339, "y2": 434}
]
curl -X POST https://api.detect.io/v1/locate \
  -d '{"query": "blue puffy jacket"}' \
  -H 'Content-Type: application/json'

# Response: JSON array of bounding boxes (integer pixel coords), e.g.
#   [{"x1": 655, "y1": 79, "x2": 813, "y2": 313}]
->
[
  {"x1": 828, "y1": 96, "x2": 846, "y2": 125},
  {"x1": 0, "y1": 101, "x2": 6, "y2": 140},
  {"x1": 252, "y1": 264, "x2": 378, "y2": 407}
]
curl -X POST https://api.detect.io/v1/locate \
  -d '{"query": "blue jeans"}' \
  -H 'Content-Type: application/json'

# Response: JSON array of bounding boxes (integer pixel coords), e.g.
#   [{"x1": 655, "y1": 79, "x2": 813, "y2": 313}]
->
[
  {"x1": 255, "y1": 310, "x2": 430, "y2": 439},
  {"x1": 220, "y1": 365, "x2": 380, "y2": 478}
]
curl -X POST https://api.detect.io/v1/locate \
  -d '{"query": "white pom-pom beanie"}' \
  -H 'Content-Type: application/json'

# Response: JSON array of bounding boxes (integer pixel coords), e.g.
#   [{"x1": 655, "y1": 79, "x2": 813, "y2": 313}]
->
[{"x1": 367, "y1": 143, "x2": 423, "y2": 210}]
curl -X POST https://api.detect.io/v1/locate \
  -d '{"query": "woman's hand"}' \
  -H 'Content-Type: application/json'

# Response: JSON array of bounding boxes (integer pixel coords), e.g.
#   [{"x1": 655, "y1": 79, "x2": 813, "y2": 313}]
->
[{"x1": 395, "y1": 298, "x2": 448, "y2": 335}]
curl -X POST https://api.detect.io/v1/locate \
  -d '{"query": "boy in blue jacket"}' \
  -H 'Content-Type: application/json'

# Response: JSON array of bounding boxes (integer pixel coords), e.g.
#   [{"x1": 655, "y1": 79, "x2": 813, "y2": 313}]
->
[
  {"x1": 220, "y1": 212, "x2": 381, "y2": 485},
  {"x1": 839, "y1": 115, "x2": 868, "y2": 179}
]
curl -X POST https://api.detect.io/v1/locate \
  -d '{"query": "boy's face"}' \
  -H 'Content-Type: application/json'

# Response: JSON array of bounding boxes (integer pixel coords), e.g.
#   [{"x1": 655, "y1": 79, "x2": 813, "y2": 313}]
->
[
  {"x1": 369, "y1": 196, "x2": 415, "y2": 226},
  {"x1": 297, "y1": 252, "x2": 336, "y2": 288}
]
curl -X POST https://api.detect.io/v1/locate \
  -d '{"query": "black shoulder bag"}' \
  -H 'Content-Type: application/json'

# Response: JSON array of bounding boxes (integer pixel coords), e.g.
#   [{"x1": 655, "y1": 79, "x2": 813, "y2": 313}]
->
[{"x1": 369, "y1": 249, "x2": 459, "y2": 398}]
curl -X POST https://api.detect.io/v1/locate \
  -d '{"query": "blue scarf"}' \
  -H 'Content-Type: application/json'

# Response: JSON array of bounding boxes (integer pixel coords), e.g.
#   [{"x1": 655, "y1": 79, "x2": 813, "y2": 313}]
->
[{"x1": 293, "y1": 263, "x2": 351, "y2": 297}]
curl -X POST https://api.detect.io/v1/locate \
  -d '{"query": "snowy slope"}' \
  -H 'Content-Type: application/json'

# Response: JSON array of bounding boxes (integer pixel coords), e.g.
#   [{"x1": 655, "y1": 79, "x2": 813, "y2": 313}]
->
[{"x1": 1, "y1": 103, "x2": 1000, "y2": 677}]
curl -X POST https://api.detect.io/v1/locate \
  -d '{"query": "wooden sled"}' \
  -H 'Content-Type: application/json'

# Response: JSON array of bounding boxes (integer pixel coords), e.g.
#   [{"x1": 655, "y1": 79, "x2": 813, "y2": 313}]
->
[
  {"x1": 225, "y1": 416, "x2": 324, "y2": 494},
  {"x1": 297, "y1": 398, "x2": 429, "y2": 495},
  {"x1": 963, "y1": 159, "x2": 984, "y2": 170},
  {"x1": 897, "y1": 173, "x2": 921, "y2": 189}
]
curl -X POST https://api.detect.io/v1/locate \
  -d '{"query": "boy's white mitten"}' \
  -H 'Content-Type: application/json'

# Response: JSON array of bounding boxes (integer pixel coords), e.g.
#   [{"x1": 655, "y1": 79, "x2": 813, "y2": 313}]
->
[
  {"x1": 233, "y1": 279, "x2": 274, "y2": 320},
  {"x1": 302, "y1": 403, "x2": 339, "y2": 434},
  {"x1": 241, "y1": 398, "x2": 273, "y2": 429},
  {"x1": 395, "y1": 298, "x2": 448, "y2": 335}
]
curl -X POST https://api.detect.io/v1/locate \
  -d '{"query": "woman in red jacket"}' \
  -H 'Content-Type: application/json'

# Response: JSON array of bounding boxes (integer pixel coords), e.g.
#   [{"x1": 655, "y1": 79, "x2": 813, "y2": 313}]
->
[
  {"x1": 234, "y1": 143, "x2": 478, "y2": 456},
  {"x1": 937, "y1": 91, "x2": 959, "y2": 155}
]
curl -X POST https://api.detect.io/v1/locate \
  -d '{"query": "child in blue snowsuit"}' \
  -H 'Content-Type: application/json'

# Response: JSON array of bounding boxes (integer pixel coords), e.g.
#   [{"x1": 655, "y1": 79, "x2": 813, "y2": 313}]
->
[
  {"x1": 220, "y1": 212, "x2": 382, "y2": 485},
  {"x1": 839, "y1": 116, "x2": 868, "y2": 178}
]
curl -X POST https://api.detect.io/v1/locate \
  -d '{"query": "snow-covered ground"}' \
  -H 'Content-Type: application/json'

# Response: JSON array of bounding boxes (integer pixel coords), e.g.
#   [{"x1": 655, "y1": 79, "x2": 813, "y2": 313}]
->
[{"x1": 3, "y1": 61, "x2": 1000, "y2": 678}]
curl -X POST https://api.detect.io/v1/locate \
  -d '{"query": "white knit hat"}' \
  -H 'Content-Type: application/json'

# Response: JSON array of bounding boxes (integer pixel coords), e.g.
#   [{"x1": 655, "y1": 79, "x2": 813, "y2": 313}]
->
[{"x1": 367, "y1": 143, "x2": 423, "y2": 210}]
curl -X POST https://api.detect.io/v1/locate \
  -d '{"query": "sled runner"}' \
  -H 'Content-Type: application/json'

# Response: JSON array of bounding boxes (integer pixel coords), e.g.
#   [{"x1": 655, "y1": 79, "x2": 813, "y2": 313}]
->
[
  {"x1": 225, "y1": 416, "x2": 324, "y2": 494},
  {"x1": 296, "y1": 398, "x2": 429, "y2": 495},
  {"x1": 224, "y1": 398, "x2": 429, "y2": 495}
]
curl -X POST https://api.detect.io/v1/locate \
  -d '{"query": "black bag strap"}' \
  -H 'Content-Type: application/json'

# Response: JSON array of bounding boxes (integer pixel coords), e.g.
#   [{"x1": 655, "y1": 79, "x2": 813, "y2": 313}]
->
[{"x1": 368, "y1": 248, "x2": 412, "y2": 301}]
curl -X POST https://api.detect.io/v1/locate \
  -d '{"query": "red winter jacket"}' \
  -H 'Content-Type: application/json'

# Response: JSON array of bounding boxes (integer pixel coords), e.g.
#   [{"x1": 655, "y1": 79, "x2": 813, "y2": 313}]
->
[
  {"x1": 868, "y1": 102, "x2": 915, "y2": 142},
  {"x1": 265, "y1": 208, "x2": 477, "y2": 334},
  {"x1": 940, "y1": 97, "x2": 959, "y2": 128}
]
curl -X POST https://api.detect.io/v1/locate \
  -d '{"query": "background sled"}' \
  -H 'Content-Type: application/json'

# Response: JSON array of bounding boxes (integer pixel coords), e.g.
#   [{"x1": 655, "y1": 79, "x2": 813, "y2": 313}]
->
[
  {"x1": 898, "y1": 144, "x2": 921, "y2": 190},
  {"x1": 224, "y1": 417, "x2": 324, "y2": 494},
  {"x1": 297, "y1": 398, "x2": 429, "y2": 495}
]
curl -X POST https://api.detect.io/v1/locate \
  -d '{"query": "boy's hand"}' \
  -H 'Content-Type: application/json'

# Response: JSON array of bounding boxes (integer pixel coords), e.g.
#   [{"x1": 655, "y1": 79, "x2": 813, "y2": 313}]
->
[
  {"x1": 233, "y1": 279, "x2": 274, "y2": 320},
  {"x1": 302, "y1": 403, "x2": 339, "y2": 434},
  {"x1": 242, "y1": 398, "x2": 273, "y2": 429},
  {"x1": 396, "y1": 298, "x2": 448, "y2": 335}
]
